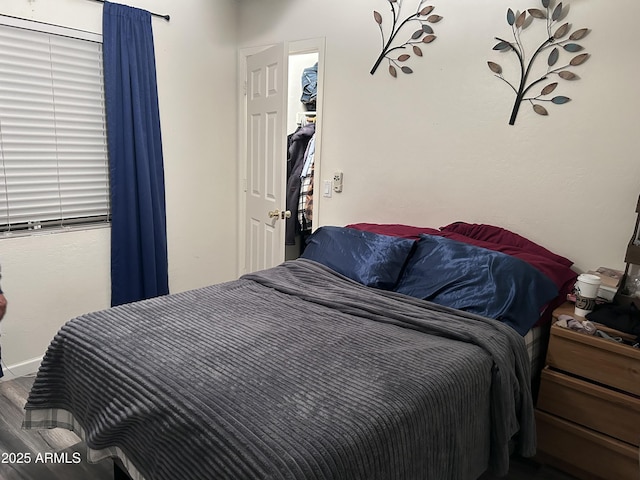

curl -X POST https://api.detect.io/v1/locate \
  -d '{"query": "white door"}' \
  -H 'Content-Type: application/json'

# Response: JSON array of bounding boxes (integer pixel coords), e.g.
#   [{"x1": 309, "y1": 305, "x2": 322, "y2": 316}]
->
[{"x1": 244, "y1": 44, "x2": 287, "y2": 273}]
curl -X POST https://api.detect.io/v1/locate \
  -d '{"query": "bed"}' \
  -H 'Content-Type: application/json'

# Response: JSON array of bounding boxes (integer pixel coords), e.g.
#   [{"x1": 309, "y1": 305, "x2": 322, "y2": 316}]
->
[{"x1": 22, "y1": 222, "x2": 577, "y2": 480}]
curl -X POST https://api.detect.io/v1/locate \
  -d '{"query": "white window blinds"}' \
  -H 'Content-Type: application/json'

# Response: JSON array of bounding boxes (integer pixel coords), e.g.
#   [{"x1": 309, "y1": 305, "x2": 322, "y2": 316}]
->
[{"x1": 0, "y1": 17, "x2": 109, "y2": 233}]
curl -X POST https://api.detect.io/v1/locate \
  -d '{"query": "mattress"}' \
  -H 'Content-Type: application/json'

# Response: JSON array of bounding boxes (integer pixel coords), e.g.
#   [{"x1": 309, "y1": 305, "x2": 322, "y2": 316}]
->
[
  {"x1": 23, "y1": 259, "x2": 536, "y2": 480},
  {"x1": 524, "y1": 323, "x2": 550, "y2": 381}
]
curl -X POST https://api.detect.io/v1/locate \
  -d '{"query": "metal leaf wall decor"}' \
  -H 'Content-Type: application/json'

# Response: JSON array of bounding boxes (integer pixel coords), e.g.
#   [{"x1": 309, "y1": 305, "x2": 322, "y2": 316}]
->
[
  {"x1": 370, "y1": 0, "x2": 443, "y2": 78},
  {"x1": 488, "y1": 0, "x2": 590, "y2": 125}
]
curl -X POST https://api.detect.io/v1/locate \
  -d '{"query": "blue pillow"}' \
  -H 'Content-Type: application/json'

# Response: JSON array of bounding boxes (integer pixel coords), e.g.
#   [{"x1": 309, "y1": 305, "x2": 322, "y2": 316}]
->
[
  {"x1": 301, "y1": 226, "x2": 416, "y2": 289},
  {"x1": 394, "y1": 234, "x2": 559, "y2": 335}
]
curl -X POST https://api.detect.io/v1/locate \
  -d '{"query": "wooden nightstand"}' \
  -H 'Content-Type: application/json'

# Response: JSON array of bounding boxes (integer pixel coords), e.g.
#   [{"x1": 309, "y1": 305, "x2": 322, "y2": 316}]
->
[{"x1": 535, "y1": 303, "x2": 640, "y2": 480}]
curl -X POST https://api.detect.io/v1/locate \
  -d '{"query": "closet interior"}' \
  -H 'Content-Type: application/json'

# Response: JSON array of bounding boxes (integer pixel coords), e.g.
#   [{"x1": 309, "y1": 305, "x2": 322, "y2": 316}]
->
[{"x1": 285, "y1": 53, "x2": 319, "y2": 260}]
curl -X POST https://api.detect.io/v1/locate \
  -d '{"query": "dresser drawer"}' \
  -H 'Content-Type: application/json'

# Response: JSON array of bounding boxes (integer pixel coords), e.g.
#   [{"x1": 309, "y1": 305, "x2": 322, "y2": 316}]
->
[
  {"x1": 537, "y1": 367, "x2": 640, "y2": 446},
  {"x1": 546, "y1": 324, "x2": 640, "y2": 396},
  {"x1": 536, "y1": 410, "x2": 640, "y2": 480}
]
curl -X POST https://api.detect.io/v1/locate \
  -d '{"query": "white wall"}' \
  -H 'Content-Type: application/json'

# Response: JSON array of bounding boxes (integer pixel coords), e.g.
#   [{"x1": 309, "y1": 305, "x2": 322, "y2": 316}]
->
[
  {"x1": 238, "y1": 0, "x2": 640, "y2": 274},
  {"x1": 0, "y1": 0, "x2": 239, "y2": 377}
]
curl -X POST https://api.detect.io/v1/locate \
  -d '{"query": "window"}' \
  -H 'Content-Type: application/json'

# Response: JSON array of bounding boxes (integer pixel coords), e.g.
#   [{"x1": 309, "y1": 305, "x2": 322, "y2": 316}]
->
[{"x1": 0, "y1": 16, "x2": 109, "y2": 234}]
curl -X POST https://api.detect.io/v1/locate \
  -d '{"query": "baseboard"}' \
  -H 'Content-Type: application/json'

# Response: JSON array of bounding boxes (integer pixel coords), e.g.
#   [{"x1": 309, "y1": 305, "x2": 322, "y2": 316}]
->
[{"x1": 1, "y1": 356, "x2": 42, "y2": 381}]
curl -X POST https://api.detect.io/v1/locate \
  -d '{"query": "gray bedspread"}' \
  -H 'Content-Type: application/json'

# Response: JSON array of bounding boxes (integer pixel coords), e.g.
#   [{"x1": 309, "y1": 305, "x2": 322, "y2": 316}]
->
[{"x1": 23, "y1": 259, "x2": 535, "y2": 480}]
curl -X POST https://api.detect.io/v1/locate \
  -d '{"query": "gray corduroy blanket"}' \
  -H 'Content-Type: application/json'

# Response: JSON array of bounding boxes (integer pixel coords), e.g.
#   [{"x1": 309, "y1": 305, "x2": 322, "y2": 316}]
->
[{"x1": 23, "y1": 259, "x2": 535, "y2": 480}]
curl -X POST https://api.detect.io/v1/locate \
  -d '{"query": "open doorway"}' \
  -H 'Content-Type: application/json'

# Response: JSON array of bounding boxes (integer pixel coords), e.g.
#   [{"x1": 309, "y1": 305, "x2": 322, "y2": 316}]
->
[
  {"x1": 285, "y1": 51, "x2": 319, "y2": 261},
  {"x1": 238, "y1": 38, "x2": 325, "y2": 275}
]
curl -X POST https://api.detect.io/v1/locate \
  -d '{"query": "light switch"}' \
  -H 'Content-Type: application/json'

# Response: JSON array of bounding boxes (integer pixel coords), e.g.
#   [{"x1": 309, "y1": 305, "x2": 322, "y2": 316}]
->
[{"x1": 323, "y1": 180, "x2": 332, "y2": 198}]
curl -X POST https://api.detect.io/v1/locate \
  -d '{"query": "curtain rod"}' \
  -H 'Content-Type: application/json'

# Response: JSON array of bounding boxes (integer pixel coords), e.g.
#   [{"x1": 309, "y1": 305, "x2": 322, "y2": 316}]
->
[{"x1": 90, "y1": 0, "x2": 170, "y2": 22}]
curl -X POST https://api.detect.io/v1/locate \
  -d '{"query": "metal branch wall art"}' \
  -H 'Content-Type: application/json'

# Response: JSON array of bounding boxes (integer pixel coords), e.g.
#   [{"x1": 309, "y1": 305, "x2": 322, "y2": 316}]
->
[
  {"x1": 371, "y1": 0, "x2": 443, "y2": 78},
  {"x1": 487, "y1": 0, "x2": 590, "y2": 125}
]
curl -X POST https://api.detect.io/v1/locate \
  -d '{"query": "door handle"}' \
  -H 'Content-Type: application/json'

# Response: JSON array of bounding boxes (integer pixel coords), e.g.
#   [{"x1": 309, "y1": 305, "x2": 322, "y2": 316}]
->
[{"x1": 268, "y1": 209, "x2": 291, "y2": 220}]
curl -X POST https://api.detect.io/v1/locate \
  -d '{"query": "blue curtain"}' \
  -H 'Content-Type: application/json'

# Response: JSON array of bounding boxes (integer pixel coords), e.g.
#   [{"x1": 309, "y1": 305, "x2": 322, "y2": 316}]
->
[{"x1": 103, "y1": 2, "x2": 169, "y2": 307}]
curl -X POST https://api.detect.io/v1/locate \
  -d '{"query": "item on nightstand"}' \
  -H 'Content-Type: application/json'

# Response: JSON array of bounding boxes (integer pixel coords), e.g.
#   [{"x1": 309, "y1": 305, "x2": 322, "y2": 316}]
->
[
  {"x1": 574, "y1": 274, "x2": 602, "y2": 316},
  {"x1": 616, "y1": 194, "x2": 640, "y2": 308},
  {"x1": 555, "y1": 314, "x2": 597, "y2": 335},
  {"x1": 621, "y1": 271, "x2": 640, "y2": 297},
  {"x1": 587, "y1": 267, "x2": 623, "y2": 302},
  {"x1": 587, "y1": 267, "x2": 624, "y2": 289},
  {"x1": 594, "y1": 330, "x2": 624, "y2": 343},
  {"x1": 596, "y1": 284, "x2": 618, "y2": 302},
  {"x1": 586, "y1": 302, "x2": 640, "y2": 337}
]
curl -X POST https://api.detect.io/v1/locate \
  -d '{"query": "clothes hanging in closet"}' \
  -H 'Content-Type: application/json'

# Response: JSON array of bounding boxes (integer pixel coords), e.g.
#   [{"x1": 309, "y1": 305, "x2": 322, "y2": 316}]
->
[
  {"x1": 285, "y1": 122, "x2": 315, "y2": 245},
  {"x1": 298, "y1": 134, "x2": 315, "y2": 233},
  {"x1": 300, "y1": 62, "x2": 318, "y2": 111}
]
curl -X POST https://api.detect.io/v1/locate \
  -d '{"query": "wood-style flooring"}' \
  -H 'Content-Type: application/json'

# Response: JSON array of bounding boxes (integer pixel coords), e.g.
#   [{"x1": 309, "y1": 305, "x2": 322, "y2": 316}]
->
[
  {"x1": 0, "y1": 375, "x2": 111, "y2": 480},
  {"x1": 1, "y1": 375, "x2": 576, "y2": 480}
]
